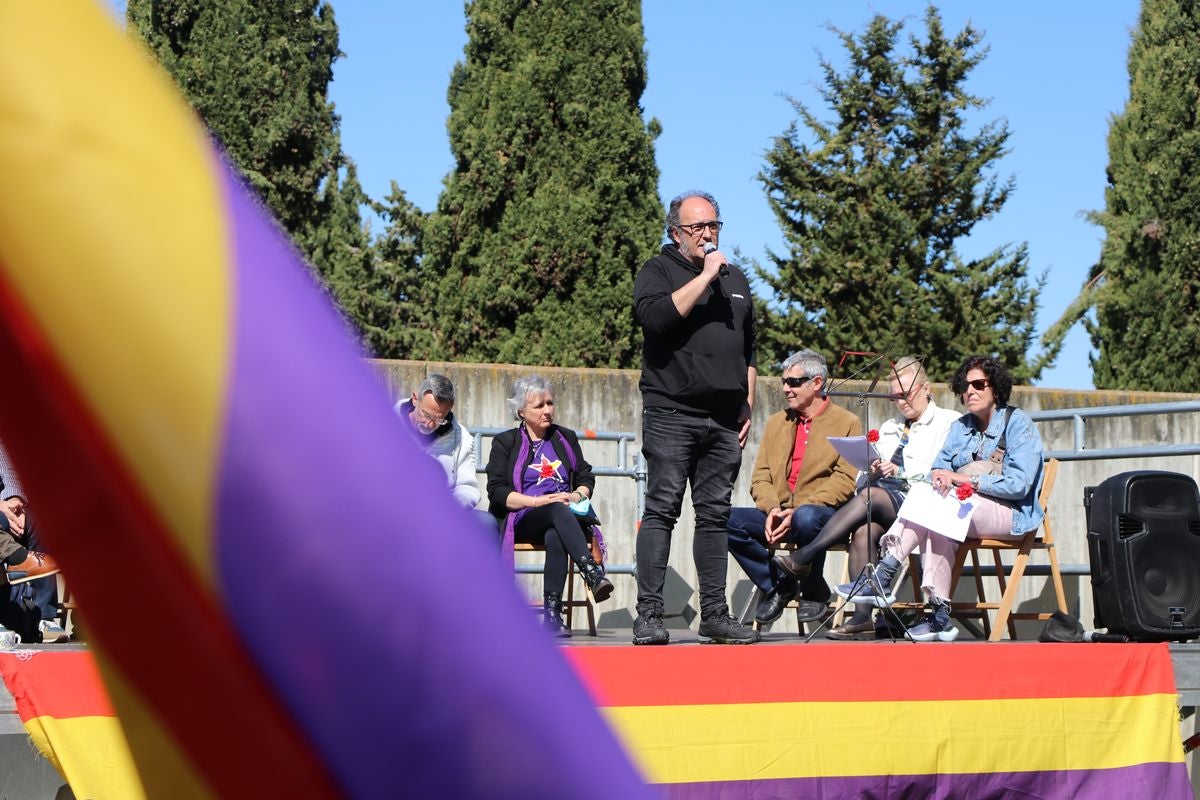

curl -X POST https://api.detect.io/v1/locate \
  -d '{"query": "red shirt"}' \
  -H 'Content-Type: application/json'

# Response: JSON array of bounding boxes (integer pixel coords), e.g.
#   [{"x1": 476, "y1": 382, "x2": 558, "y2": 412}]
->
[{"x1": 787, "y1": 415, "x2": 811, "y2": 492}]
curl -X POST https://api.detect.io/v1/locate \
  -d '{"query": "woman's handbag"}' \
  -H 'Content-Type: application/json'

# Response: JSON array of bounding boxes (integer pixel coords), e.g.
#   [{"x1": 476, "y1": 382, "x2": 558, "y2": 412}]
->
[{"x1": 960, "y1": 407, "x2": 1014, "y2": 477}]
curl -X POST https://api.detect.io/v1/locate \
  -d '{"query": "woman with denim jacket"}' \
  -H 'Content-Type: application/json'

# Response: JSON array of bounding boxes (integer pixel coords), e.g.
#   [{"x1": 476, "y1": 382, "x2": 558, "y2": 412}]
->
[{"x1": 835, "y1": 355, "x2": 1044, "y2": 641}]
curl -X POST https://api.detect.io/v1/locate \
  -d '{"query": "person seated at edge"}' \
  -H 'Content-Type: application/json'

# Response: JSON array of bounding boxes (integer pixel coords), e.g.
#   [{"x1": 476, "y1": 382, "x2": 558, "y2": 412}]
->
[
  {"x1": 836, "y1": 355, "x2": 1045, "y2": 642},
  {"x1": 727, "y1": 349, "x2": 860, "y2": 627},
  {"x1": 773, "y1": 355, "x2": 959, "y2": 639},
  {"x1": 395, "y1": 373, "x2": 497, "y2": 539},
  {"x1": 486, "y1": 376, "x2": 613, "y2": 638},
  {"x1": 0, "y1": 440, "x2": 64, "y2": 643}
]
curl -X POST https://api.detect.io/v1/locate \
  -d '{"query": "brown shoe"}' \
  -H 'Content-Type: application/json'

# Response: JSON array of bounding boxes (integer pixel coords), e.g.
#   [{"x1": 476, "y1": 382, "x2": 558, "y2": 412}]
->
[
  {"x1": 6, "y1": 551, "x2": 60, "y2": 585},
  {"x1": 773, "y1": 552, "x2": 812, "y2": 579},
  {"x1": 825, "y1": 618, "x2": 875, "y2": 640}
]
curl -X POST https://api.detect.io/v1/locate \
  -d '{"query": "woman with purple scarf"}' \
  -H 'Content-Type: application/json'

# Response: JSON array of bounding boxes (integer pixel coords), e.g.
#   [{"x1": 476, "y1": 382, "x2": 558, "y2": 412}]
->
[{"x1": 486, "y1": 376, "x2": 613, "y2": 637}]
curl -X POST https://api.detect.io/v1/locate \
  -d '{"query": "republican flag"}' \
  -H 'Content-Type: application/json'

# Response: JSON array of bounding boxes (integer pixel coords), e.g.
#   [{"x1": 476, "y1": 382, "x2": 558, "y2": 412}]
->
[{"x1": 0, "y1": 3, "x2": 652, "y2": 797}]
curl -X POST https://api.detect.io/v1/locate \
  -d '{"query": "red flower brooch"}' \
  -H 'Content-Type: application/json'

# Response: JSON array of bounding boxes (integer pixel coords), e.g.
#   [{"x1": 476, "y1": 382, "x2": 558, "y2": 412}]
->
[
  {"x1": 866, "y1": 429, "x2": 880, "y2": 443},
  {"x1": 956, "y1": 483, "x2": 976, "y2": 501}
]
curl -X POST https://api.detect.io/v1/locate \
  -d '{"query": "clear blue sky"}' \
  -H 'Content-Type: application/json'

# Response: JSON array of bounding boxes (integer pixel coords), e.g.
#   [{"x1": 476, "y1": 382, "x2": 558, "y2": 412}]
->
[{"x1": 111, "y1": 1, "x2": 1143, "y2": 389}]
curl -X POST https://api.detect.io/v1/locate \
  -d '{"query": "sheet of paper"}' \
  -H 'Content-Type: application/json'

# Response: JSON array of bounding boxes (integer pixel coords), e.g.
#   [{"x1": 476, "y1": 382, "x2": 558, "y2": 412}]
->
[
  {"x1": 895, "y1": 481, "x2": 978, "y2": 542},
  {"x1": 828, "y1": 436, "x2": 881, "y2": 473}
]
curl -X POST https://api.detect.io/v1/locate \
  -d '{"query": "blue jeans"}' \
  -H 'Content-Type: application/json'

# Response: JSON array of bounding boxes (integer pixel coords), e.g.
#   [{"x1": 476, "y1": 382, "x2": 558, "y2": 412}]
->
[
  {"x1": 0, "y1": 512, "x2": 56, "y2": 640},
  {"x1": 726, "y1": 504, "x2": 835, "y2": 598},
  {"x1": 637, "y1": 408, "x2": 742, "y2": 618}
]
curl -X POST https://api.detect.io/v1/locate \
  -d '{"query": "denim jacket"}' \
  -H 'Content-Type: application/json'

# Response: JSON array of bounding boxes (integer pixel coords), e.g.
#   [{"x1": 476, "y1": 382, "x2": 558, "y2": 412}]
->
[{"x1": 931, "y1": 406, "x2": 1045, "y2": 535}]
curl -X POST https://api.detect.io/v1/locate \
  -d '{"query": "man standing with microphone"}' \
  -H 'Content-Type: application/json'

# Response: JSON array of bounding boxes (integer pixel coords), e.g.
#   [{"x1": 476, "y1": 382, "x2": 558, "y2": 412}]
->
[{"x1": 631, "y1": 190, "x2": 759, "y2": 645}]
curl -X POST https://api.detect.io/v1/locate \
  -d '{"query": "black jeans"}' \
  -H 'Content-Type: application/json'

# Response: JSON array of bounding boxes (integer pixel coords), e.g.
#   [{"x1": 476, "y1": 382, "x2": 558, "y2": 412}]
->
[
  {"x1": 637, "y1": 408, "x2": 742, "y2": 618},
  {"x1": 516, "y1": 503, "x2": 590, "y2": 596}
]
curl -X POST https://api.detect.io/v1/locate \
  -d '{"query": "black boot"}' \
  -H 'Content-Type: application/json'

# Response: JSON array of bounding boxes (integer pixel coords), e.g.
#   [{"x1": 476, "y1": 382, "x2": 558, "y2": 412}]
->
[
  {"x1": 543, "y1": 592, "x2": 572, "y2": 638},
  {"x1": 575, "y1": 554, "x2": 614, "y2": 603}
]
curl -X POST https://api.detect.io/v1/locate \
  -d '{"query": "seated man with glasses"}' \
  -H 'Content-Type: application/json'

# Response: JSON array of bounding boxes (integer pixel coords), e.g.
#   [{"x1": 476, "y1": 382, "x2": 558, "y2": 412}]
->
[
  {"x1": 726, "y1": 349, "x2": 860, "y2": 627},
  {"x1": 396, "y1": 374, "x2": 497, "y2": 540}
]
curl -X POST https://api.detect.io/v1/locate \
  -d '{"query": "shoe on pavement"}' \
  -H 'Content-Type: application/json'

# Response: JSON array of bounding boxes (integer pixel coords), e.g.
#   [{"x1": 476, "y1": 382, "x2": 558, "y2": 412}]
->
[
  {"x1": 825, "y1": 617, "x2": 875, "y2": 640},
  {"x1": 906, "y1": 601, "x2": 958, "y2": 642},
  {"x1": 633, "y1": 608, "x2": 670, "y2": 645},
  {"x1": 698, "y1": 611, "x2": 760, "y2": 644},
  {"x1": 38, "y1": 619, "x2": 69, "y2": 643}
]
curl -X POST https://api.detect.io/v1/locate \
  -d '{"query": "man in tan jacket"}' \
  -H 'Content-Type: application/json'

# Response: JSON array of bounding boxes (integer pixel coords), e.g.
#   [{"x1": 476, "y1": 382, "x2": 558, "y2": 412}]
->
[{"x1": 726, "y1": 349, "x2": 860, "y2": 625}]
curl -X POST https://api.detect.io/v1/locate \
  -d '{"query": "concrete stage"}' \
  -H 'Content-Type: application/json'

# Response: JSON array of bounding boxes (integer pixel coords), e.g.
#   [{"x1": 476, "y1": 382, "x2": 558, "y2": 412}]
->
[{"x1": 1, "y1": 638, "x2": 1197, "y2": 798}]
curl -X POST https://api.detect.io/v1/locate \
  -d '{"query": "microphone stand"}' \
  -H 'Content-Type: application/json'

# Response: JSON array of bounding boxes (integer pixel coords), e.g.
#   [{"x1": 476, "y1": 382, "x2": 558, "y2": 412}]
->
[{"x1": 804, "y1": 353, "x2": 914, "y2": 643}]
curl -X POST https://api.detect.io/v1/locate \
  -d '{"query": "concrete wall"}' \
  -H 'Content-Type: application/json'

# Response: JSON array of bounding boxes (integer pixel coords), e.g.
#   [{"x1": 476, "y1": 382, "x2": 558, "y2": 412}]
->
[{"x1": 374, "y1": 359, "x2": 1200, "y2": 637}]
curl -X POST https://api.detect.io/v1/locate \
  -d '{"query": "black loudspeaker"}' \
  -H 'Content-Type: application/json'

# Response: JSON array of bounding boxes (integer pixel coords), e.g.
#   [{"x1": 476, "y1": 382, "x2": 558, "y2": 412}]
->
[{"x1": 1085, "y1": 470, "x2": 1200, "y2": 641}]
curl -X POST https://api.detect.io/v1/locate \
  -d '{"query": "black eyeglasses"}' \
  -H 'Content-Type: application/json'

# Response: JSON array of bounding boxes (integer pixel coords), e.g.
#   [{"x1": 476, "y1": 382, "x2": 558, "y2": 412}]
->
[
  {"x1": 782, "y1": 376, "x2": 813, "y2": 388},
  {"x1": 963, "y1": 379, "x2": 990, "y2": 392},
  {"x1": 677, "y1": 220, "x2": 723, "y2": 236}
]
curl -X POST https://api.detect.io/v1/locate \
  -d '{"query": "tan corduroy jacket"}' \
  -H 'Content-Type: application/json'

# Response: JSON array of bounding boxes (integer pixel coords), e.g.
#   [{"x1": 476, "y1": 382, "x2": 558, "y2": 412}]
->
[{"x1": 750, "y1": 400, "x2": 861, "y2": 512}]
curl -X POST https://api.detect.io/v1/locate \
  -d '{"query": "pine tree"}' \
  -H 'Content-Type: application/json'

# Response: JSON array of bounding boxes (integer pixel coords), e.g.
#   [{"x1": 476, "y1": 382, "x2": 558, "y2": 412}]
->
[
  {"x1": 127, "y1": 0, "x2": 411, "y2": 356},
  {"x1": 421, "y1": 0, "x2": 663, "y2": 368},
  {"x1": 1083, "y1": 0, "x2": 1200, "y2": 390},
  {"x1": 758, "y1": 8, "x2": 1043, "y2": 381}
]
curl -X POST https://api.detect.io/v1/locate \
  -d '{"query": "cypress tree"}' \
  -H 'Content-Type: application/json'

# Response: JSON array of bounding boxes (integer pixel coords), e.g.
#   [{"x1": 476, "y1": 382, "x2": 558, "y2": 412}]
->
[
  {"x1": 1084, "y1": 0, "x2": 1200, "y2": 390},
  {"x1": 421, "y1": 0, "x2": 663, "y2": 368},
  {"x1": 758, "y1": 8, "x2": 1043, "y2": 381},
  {"x1": 127, "y1": 0, "x2": 411, "y2": 355}
]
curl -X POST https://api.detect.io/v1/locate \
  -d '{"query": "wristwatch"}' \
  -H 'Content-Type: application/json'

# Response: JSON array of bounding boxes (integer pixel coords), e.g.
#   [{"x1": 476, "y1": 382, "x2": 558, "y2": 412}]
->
[{"x1": 970, "y1": 474, "x2": 980, "y2": 489}]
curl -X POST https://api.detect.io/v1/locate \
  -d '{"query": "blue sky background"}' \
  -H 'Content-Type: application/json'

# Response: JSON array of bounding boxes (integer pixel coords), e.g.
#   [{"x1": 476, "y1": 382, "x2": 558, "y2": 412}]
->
[{"x1": 110, "y1": 2, "x2": 1143, "y2": 389}]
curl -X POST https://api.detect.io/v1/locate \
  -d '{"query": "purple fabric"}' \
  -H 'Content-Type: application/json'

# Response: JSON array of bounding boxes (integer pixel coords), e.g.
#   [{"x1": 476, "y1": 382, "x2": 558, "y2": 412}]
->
[
  {"x1": 500, "y1": 431, "x2": 532, "y2": 568},
  {"x1": 212, "y1": 165, "x2": 653, "y2": 799},
  {"x1": 661, "y1": 762, "x2": 1191, "y2": 800},
  {"x1": 501, "y1": 427, "x2": 577, "y2": 566}
]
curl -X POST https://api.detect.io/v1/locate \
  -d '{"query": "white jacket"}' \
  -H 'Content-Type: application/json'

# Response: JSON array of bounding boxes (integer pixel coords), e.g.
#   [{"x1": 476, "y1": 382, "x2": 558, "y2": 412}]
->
[{"x1": 395, "y1": 401, "x2": 482, "y2": 509}]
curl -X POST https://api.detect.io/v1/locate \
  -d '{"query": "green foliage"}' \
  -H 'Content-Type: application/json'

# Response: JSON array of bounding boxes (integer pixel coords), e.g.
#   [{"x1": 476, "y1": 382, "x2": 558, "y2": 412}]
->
[
  {"x1": 421, "y1": 0, "x2": 663, "y2": 368},
  {"x1": 1084, "y1": 0, "x2": 1200, "y2": 390},
  {"x1": 127, "y1": 0, "x2": 414, "y2": 356},
  {"x1": 757, "y1": 7, "x2": 1044, "y2": 382}
]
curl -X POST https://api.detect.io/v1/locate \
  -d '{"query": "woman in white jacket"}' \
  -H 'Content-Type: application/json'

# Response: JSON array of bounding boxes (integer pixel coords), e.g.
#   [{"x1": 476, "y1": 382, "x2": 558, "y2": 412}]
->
[{"x1": 773, "y1": 356, "x2": 959, "y2": 638}]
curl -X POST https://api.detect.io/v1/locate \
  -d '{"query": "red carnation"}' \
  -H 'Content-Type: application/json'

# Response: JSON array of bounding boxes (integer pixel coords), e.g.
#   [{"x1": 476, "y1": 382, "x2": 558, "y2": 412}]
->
[
  {"x1": 956, "y1": 483, "x2": 975, "y2": 501},
  {"x1": 866, "y1": 429, "x2": 880, "y2": 443}
]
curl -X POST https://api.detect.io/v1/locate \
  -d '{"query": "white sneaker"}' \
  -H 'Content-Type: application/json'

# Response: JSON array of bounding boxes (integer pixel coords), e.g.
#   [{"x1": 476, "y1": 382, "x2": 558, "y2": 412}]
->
[{"x1": 38, "y1": 619, "x2": 68, "y2": 643}]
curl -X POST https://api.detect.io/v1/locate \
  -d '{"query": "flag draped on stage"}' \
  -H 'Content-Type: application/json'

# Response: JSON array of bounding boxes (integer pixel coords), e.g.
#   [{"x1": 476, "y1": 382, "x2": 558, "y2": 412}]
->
[
  {"x1": 569, "y1": 643, "x2": 1191, "y2": 799},
  {"x1": 0, "y1": 3, "x2": 651, "y2": 798},
  {"x1": 0, "y1": 653, "x2": 143, "y2": 798}
]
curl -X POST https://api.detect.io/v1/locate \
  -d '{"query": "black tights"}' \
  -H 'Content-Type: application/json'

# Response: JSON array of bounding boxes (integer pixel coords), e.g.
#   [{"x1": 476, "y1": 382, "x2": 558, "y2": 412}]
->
[
  {"x1": 515, "y1": 502, "x2": 590, "y2": 595},
  {"x1": 791, "y1": 488, "x2": 898, "y2": 578}
]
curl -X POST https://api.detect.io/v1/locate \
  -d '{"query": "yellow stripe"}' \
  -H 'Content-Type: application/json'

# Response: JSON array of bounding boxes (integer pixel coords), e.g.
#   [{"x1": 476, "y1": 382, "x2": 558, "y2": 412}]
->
[
  {"x1": 91, "y1": 647, "x2": 216, "y2": 799},
  {"x1": 601, "y1": 695, "x2": 1184, "y2": 784},
  {"x1": 24, "y1": 714, "x2": 146, "y2": 800},
  {"x1": 0, "y1": 2, "x2": 228, "y2": 582}
]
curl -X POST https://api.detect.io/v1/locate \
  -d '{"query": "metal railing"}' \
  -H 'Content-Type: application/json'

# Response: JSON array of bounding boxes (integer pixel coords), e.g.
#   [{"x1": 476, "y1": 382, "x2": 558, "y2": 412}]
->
[
  {"x1": 961, "y1": 400, "x2": 1200, "y2": 581},
  {"x1": 472, "y1": 426, "x2": 644, "y2": 576},
  {"x1": 467, "y1": 401, "x2": 1200, "y2": 583},
  {"x1": 1030, "y1": 400, "x2": 1200, "y2": 461}
]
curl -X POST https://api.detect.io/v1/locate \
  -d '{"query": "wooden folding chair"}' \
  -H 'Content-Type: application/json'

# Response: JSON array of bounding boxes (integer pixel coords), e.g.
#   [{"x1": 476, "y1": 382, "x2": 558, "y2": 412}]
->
[
  {"x1": 514, "y1": 542, "x2": 597, "y2": 636},
  {"x1": 949, "y1": 458, "x2": 1068, "y2": 641}
]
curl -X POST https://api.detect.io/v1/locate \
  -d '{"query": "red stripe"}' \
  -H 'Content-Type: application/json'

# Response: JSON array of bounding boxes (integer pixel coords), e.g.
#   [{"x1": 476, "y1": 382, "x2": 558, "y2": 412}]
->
[
  {"x1": 0, "y1": 652, "x2": 114, "y2": 719},
  {"x1": 0, "y1": 269, "x2": 343, "y2": 797},
  {"x1": 565, "y1": 643, "x2": 1178, "y2": 707}
]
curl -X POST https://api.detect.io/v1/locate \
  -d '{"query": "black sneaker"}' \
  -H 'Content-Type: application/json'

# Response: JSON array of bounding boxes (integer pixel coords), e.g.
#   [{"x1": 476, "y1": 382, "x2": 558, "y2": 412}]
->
[
  {"x1": 632, "y1": 609, "x2": 670, "y2": 645},
  {"x1": 698, "y1": 612, "x2": 760, "y2": 645}
]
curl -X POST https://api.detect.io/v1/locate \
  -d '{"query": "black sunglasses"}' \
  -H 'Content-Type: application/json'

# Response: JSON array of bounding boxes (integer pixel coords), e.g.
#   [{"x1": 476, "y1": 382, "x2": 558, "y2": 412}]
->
[
  {"x1": 782, "y1": 376, "x2": 813, "y2": 388},
  {"x1": 963, "y1": 378, "x2": 990, "y2": 392}
]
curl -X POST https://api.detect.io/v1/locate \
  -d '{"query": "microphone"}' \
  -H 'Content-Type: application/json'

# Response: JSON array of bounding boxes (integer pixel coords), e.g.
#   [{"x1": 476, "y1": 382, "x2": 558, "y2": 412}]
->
[
  {"x1": 1083, "y1": 630, "x2": 1130, "y2": 643},
  {"x1": 702, "y1": 242, "x2": 730, "y2": 279}
]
